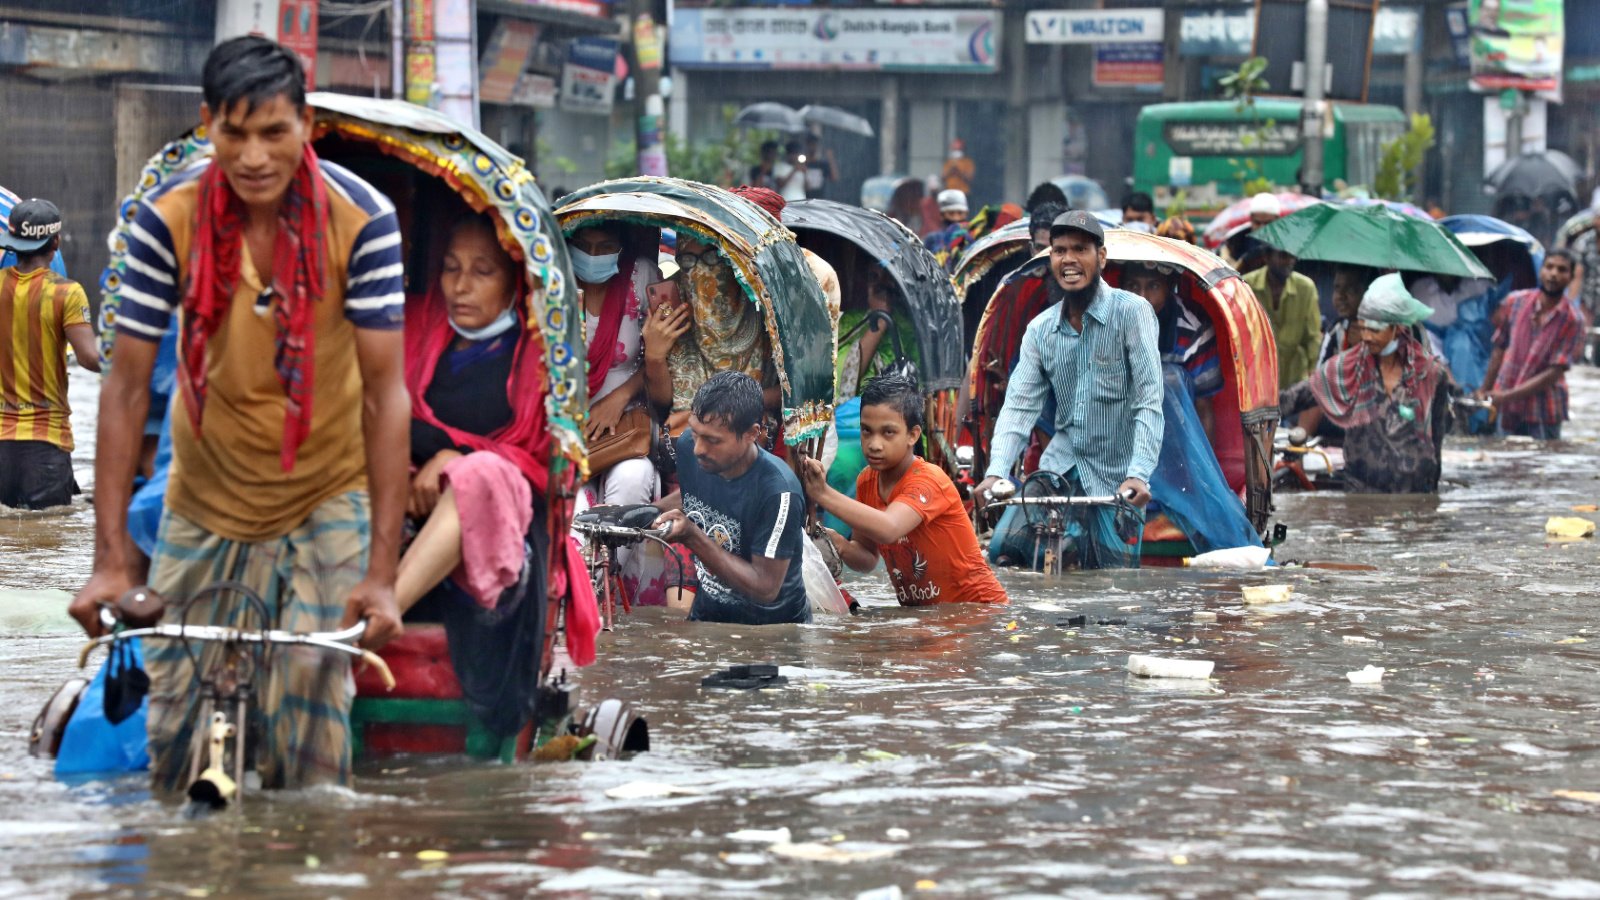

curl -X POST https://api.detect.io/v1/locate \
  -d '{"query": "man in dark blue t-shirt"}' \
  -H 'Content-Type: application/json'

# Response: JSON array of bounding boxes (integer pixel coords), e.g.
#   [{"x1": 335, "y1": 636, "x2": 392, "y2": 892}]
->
[{"x1": 653, "y1": 371, "x2": 810, "y2": 624}]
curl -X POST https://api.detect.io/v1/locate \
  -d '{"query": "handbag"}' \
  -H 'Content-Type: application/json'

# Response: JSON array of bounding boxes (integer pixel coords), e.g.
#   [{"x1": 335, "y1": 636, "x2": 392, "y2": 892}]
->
[
  {"x1": 586, "y1": 405, "x2": 653, "y2": 475},
  {"x1": 55, "y1": 638, "x2": 150, "y2": 775}
]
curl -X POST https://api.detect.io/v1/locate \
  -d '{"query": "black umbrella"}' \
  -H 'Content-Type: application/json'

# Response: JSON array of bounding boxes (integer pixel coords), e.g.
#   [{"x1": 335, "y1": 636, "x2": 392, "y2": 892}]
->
[{"x1": 1484, "y1": 150, "x2": 1581, "y2": 199}]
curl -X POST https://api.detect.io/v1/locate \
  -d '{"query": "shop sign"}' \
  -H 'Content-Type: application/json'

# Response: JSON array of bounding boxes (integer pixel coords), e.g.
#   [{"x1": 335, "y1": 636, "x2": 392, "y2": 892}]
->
[
  {"x1": 1179, "y1": 5, "x2": 1419, "y2": 56},
  {"x1": 1469, "y1": 0, "x2": 1564, "y2": 93},
  {"x1": 506, "y1": 0, "x2": 607, "y2": 16},
  {"x1": 512, "y1": 73, "x2": 557, "y2": 109},
  {"x1": 669, "y1": 8, "x2": 999, "y2": 73},
  {"x1": 561, "y1": 37, "x2": 617, "y2": 114},
  {"x1": 278, "y1": 0, "x2": 319, "y2": 86},
  {"x1": 1093, "y1": 41, "x2": 1164, "y2": 87},
  {"x1": 1026, "y1": 9, "x2": 1163, "y2": 45},
  {"x1": 480, "y1": 20, "x2": 541, "y2": 104}
]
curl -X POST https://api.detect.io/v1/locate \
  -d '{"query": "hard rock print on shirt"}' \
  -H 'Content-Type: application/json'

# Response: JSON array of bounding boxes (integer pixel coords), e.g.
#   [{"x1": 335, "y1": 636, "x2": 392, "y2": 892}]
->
[{"x1": 684, "y1": 492, "x2": 741, "y2": 602}]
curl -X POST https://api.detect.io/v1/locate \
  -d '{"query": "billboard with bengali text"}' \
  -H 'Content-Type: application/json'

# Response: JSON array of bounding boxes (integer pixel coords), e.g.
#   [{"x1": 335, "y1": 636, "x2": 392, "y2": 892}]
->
[{"x1": 669, "y1": 7, "x2": 999, "y2": 73}]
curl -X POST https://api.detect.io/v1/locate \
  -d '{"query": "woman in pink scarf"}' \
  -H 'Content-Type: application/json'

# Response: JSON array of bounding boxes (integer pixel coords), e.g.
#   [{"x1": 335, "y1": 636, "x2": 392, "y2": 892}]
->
[{"x1": 394, "y1": 214, "x2": 599, "y2": 662}]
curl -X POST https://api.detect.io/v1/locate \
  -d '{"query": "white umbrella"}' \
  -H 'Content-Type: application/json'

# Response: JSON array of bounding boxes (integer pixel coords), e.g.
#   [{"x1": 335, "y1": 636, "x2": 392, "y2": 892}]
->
[
  {"x1": 798, "y1": 104, "x2": 874, "y2": 137},
  {"x1": 733, "y1": 102, "x2": 805, "y2": 133}
]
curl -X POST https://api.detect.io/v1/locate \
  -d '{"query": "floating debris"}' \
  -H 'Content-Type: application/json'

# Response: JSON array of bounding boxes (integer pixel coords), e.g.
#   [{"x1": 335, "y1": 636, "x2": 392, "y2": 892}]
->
[
  {"x1": 604, "y1": 782, "x2": 705, "y2": 800},
  {"x1": 768, "y1": 841, "x2": 898, "y2": 864},
  {"x1": 727, "y1": 827, "x2": 791, "y2": 843},
  {"x1": 1544, "y1": 517, "x2": 1595, "y2": 538},
  {"x1": 1346, "y1": 665, "x2": 1386, "y2": 684},
  {"x1": 1241, "y1": 584, "x2": 1291, "y2": 605},
  {"x1": 1126, "y1": 655, "x2": 1214, "y2": 680}
]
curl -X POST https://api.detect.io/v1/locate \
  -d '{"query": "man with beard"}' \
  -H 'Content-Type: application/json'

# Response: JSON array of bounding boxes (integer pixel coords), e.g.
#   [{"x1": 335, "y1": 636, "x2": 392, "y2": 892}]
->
[
  {"x1": 1480, "y1": 249, "x2": 1584, "y2": 439},
  {"x1": 1245, "y1": 246, "x2": 1321, "y2": 388},
  {"x1": 973, "y1": 211, "x2": 1163, "y2": 570},
  {"x1": 652, "y1": 371, "x2": 810, "y2": 624}
]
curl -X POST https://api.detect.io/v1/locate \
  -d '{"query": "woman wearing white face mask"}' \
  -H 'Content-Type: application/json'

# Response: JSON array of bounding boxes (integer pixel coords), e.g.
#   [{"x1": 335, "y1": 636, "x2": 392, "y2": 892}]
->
[
  {"x1": 393, "y1": 215, "x2": 554, "y2": 615},
  {"x1": 1279, "y1": 273, "x2": 1458, "y2": 493},
  {"x1": 567, "y1": 222, "x2": 669, "y2": 604}
]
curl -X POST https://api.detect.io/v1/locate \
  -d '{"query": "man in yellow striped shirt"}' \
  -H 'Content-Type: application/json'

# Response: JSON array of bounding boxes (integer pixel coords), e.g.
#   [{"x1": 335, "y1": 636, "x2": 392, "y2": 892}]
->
[{"x1": 0, "y1": 198, "x2": 100, "y2": 509}]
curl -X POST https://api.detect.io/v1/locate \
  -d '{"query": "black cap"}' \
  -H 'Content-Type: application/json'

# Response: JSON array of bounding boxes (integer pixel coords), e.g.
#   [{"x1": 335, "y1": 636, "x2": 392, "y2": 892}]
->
[
  {"x1": 1049, "y1": 209, "x2": 1104, "y2": 245},
  {"x1": 1, "y1": 199, "x2": 62, "y2": 253}
]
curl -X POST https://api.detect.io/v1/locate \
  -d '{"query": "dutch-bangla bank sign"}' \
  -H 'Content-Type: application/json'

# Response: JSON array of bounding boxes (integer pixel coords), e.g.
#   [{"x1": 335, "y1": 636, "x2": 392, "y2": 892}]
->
[{"x1": 1025, "y1": 9, "x2": 1164, "y2": 44}]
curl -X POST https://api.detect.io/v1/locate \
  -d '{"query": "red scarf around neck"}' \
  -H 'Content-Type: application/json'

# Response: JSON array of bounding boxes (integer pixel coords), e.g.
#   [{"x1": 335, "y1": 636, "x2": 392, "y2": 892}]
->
[
  {"x1": 584, "y1": 255, "x2": 636, "y2": 399},
  {"x1": 404, "y1": 285, "x2": 550, "y2": 494},
  {"x1": 181, "y1": 146, "x2": 328, "y2": 472}
]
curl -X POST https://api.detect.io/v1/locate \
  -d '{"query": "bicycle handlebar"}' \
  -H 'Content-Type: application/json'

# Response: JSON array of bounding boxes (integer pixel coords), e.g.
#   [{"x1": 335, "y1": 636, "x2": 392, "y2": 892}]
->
[
  {"x1": 983, "y1": 494, "x2": 1122, "y2": 512},
  {"x1": 83, "y1": 614, "x2": 395, "y2": 691},
  {"x1": 570, "y1": 521, "x2": 673, "y2": 542}
]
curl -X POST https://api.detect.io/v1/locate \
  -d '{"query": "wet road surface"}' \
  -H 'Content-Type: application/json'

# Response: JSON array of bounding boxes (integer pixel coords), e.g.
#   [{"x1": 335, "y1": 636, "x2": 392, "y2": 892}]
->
[{"x1": 2, "y1": 370, "x2": 1600, "y2": 897}]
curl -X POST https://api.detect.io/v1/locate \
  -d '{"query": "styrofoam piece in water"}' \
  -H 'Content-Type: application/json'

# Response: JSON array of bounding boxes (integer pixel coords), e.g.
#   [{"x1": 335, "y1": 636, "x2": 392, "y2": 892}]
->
[
  {"x1": 1126, "y1": 654, "x2": 1215, "y2": 679},
  {"x1": 1241, "y1": 584, "x2": 1291, "y2": 605},
  {"x1": 1184, "y1": 545, "x2": 1271, "y2": 569},
  {"x1": 1346, "y1": 665, "x2": 1386, "y2": 684}
]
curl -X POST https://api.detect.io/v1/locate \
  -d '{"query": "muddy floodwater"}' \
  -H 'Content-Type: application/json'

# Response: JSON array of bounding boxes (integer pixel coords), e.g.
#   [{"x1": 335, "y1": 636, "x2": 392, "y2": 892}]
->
[{"x1": 3, "y1": 371, "x2": 1600, "y2": 898}]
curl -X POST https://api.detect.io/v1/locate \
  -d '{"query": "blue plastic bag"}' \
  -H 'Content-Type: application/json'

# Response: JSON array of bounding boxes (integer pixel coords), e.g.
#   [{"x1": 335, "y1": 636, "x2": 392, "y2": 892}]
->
[{"x1": 56, "y1": 638, "x2": 150, "y2": 776}]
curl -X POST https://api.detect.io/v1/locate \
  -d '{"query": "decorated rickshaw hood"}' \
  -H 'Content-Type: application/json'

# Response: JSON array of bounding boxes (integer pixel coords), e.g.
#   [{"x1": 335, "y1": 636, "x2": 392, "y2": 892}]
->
[
  {"x1": 96, "y1": 92, "x2": 583, "y2": 479},
  {"x1": 556, "y1": 177, "x2": 835, "y2": 441},
  {"x1": 952, "y1": 219, "x2": 1032, "y2": 299},
  {"x1": 780, "y1": 199, "x2": 964, "y2": 392}
]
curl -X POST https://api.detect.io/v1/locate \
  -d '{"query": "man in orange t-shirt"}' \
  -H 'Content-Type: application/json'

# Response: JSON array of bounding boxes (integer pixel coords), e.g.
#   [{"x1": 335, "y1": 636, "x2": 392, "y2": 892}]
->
[{"x1": 800, "y1": 374, "x2": 1006, "y2": 606}]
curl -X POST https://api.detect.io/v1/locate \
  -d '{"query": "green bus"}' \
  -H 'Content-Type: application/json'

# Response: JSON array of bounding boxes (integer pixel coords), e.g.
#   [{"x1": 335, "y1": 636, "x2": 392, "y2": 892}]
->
[{"x1": 1133, "y1": 100, "x2": 1407, "y2": 222}]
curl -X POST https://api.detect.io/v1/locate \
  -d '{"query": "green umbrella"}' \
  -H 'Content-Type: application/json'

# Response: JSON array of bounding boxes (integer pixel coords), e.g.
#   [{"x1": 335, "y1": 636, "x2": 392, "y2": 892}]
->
[{"x1": 1251, "y1": 203, "x2": 1492, "y2": 280}]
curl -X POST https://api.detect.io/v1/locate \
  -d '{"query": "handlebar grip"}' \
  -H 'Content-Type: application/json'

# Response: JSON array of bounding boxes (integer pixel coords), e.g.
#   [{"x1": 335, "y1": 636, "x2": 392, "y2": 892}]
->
[{"x1": 360, "y1": 650, "x2": 396, "y2": 692}]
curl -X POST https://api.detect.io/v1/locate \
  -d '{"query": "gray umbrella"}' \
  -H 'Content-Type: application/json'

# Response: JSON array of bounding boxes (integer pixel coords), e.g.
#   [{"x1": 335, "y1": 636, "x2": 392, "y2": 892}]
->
[
  {"x1": 733, "y1": 102, "x2": 805, "y2": 133},
  {"x1": 1484, "y1": 150, "x2": 1581, "y2": 199},
  {"x1": 798, "y1": 104, "x2": 874, "y2": 137}
]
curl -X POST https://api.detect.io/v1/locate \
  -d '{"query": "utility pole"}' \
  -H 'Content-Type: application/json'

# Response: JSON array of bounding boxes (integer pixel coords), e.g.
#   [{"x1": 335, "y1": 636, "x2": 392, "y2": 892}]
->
[
  {"x1": 630, "y1": 0, "x2": 667, "y2": 176},
  {"x1": 1300, "y1": 0, "x2": 1328, "y2": 196},
  {"x1": 1504, "y1": 89, "x2": 1527, "y2": 162}
]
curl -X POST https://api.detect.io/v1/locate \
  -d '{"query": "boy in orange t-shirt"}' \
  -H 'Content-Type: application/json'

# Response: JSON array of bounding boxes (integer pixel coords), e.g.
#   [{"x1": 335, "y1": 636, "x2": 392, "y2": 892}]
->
[{"x1": 800, "y1": 374, "x2": 1007, "y2": 606}]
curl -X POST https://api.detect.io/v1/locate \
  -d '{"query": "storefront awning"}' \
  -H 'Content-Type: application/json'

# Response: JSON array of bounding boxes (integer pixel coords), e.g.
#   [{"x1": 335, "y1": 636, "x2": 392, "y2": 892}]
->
[{"x1": 479, "y1": 0, "x2": 620, "y2": 37}]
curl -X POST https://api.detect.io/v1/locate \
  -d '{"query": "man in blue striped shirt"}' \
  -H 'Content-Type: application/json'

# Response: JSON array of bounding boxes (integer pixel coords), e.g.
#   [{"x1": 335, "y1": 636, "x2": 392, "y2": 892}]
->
[
  {"x1": 974, "y1": 211, "x2": 1164, "y2": 569},
  {"x1": 69, "y1": 37, "x2": 410, "y2": 789}
]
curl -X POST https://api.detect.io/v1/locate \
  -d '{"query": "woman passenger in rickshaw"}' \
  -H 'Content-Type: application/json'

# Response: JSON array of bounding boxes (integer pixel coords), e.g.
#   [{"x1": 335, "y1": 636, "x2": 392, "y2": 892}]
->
[
  {"x1": 645, "y1": 232, "x2": 780, "y2": 431},
  {"x1": 566, "y1": 220, "x2": 668, "y2": 604},
  {"x1": 393, "y1": 214, "x2": 555, "y2": 615},
  {"x1": 835, "y1": 265, "x2": 920, "y2": 400},
  {"x1": 1119, "y1": 260, "x2": 1260, "y2": 552}
]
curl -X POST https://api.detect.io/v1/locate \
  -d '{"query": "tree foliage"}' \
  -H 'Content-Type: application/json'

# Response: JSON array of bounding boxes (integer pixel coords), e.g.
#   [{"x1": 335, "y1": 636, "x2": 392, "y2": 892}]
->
[
  {"x1": 1218, "y1": 57, "x2": 1278, "y2": 197},
  {"x1": 606, "y1": 106, "x2": 779, "y2": 186},
  {"x1": 1372, "y1": 113, "x2": 1435, "y2": 202}
]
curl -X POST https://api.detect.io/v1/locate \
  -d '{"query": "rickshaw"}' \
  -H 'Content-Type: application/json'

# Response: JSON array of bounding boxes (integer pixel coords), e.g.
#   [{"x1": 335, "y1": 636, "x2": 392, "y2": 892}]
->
[
  {"x1": 779, "y1": 199, "x2": 964, "y2": 484},
  {"x1": 952, "y1": 213, "x2": 1120, "y2": 355},
  {"x1": 555, "y1": 177, "x2": 836, "y2": 451},
  {"x1": 952, "y1": 219, "x2": 1033, "y2": 355},
  {"x1": 77, "y1": 93, "x2": 637, "y2": 774},
  {"x1": 553, "y1": 177, "x2": 841, "y2": 608},
  {"x1": 965, "y1": 232, "x2": 1279, "y2": 562}
]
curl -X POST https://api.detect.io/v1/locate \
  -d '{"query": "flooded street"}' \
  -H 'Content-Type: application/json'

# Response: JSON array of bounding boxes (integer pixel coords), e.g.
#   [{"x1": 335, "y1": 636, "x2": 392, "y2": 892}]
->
[{"x1": 4, "y1": 370, "x2": 1600, "y2": 897}]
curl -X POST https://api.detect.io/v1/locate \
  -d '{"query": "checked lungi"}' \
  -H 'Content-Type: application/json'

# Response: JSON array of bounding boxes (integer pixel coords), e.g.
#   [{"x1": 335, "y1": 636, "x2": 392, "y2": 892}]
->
[{"x1": 144, "y1": 491, "x2": 370, "y2": 791}]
